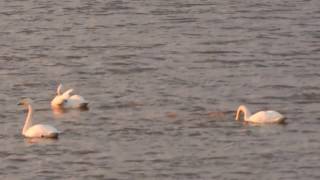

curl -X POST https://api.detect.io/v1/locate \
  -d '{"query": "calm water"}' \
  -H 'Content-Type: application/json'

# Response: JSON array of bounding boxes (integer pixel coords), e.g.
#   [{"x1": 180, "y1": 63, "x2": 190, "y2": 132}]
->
[{"x1": 1, "y1": 0, "x2": 320, "y2": 179}]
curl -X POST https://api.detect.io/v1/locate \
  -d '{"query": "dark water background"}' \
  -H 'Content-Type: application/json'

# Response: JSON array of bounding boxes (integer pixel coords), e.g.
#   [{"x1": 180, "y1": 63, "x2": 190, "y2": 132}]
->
[{"x1": 0, "y1": 0, "x2": 320, "y2": 179}]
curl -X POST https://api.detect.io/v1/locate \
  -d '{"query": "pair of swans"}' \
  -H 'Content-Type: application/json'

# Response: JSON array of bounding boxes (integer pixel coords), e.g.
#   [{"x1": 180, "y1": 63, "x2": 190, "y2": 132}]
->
[{"x1": 19, "y1": 84, "x2": 88, "y2": 139}]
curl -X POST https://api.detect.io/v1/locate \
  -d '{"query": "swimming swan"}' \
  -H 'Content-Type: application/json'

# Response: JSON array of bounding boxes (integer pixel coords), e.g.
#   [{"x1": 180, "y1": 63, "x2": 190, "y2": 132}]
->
[
  {"x1": 235, "y1": 105, "x2": 285, "y2": 124},
  {"x1": 51, "y1": 84, "x2": 89, "y2": 109},
  {"x1": 18, "y1": 98, "x2": 60, "y2": 138}
]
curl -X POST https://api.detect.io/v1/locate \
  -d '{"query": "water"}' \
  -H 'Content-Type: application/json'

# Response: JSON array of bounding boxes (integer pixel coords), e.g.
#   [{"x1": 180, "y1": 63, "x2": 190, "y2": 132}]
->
[{"x1": 1, "y1": 0, "x2": 320, "y2": 179}]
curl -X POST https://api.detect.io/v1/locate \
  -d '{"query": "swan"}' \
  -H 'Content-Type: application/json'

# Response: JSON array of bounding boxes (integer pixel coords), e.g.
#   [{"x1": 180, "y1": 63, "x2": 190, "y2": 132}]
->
[
  {"x1": 18, "y1": 98, "x2": 60, "y2": 138},
  {"x1": 235, "y1": 105, "x2": 285, "y2": 124},
  {"x1": 51, "y1": 84, "x2": 89, "y2": 109}
]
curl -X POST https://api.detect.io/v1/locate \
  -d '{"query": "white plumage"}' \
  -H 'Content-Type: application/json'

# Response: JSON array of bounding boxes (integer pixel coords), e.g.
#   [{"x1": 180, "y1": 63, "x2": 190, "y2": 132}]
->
[
  {"x1": 235, "y1": 105, "x2": 285, "y2": 124},
  {"x1": 23, "y1": 124, "x2": 59, "y2": 138},
  {"x1": 51, "y1": 84, "x2": 88, "y2": 110},
  {"x1": 18, "y1": 98, "x2": 60, "y2": 138}
]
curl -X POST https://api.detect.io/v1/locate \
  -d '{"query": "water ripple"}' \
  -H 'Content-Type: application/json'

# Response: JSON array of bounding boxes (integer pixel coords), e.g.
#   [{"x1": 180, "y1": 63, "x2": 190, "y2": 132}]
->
[{"x1": 0, "y1": 0, "x2": 320, "y2": 179}]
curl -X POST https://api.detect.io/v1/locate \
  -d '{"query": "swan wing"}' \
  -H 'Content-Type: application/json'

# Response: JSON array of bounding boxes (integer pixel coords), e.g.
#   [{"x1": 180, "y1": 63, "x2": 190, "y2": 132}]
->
[
  {"x1": 62, "y1": 89, "x2": 74, "y2": 98},
  {"x1": 70, "y1": 95, "x2": 86, "y2": 101},
  {"x1": 24, "y1": 124, "x2": 60, "y2": 138},
  {"x1": 57, "y1": 84, "x2": 63, "y2": 95},
  {"x1": 249, "y1": 111, "x2": 285, "y2": 123},
  {"x1": 67, "y1": 95, "x2": 89, "y2": 108}
]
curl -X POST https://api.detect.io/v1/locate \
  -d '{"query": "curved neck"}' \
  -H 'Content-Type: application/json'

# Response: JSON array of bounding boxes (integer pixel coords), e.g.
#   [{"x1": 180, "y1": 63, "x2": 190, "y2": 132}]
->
[
  {"x1": 22, "y1": 104, "x2": 33, "y2": 135},
  {"x1": 57, "y1": 84, "x2": 63, "y2": 95},
  {"x1": 236, "y1": 105, "x2": 251, "y2": 121}
]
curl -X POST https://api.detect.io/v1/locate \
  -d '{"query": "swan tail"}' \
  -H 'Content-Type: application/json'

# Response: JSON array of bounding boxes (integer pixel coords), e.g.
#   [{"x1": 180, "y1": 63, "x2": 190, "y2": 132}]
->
[
  {"x1": 47, "y1": 132, "x2": 59, "y2": 139},
  {"x1": 79, "y1": 102, "x2": 89, "y2": 110},
  {"x1": 277, "y1": 116, "x2": 286, "y2": 124}
]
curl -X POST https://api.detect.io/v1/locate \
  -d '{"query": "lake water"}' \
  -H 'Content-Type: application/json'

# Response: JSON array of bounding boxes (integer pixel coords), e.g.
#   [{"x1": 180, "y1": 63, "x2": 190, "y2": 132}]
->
[{"x1": 0, "y1": 0, "x2": 320, "y2": 179}]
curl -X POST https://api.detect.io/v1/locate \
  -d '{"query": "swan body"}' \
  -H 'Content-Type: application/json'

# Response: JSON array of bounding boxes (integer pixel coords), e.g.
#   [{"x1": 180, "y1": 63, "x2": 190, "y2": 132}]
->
[
  {"x1": 51, "y1": 84, "x2": 88, "y2": 109},
  {"x1": 19, "y1": 99, "x2": 60, "y2": 138},
  {"x1": 235, "y1": 105, "x2": 285, "y2": 124},
  {"x1": 67, "y1": 95, "x2": 89, "y2": 108},
  {"x1": 23, "y1": 124, "x2": 59, "y2": 138}
]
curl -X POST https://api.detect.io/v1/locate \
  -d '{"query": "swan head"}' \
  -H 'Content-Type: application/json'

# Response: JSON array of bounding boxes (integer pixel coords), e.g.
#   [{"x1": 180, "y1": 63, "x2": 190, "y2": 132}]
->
[
  {"x1": 51, "y1": 96, "x2": 68, "y2": 108},
  {"x1": 18, "y1": 98, "x2": 33, "y2": 107},
  {"x1": 51, "y1": 87, "x2": 74, "y2": 109},
  {"x1": 52, "y1": 83, "x2": 68, "y2": 108}
]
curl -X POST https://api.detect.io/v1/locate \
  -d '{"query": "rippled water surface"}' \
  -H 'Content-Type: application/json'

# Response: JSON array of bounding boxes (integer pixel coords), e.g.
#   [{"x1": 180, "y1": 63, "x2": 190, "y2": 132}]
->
[{"x1": 1, "y1": 0, "x2": 320, "y2": 179}]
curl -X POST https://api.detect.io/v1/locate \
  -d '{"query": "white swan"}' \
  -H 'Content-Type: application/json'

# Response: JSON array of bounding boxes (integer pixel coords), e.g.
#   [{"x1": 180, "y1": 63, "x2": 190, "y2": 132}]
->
[
  {"x1": 18, "y1": 98, "x2": 60, "y2": 138},
  {"x1": 235, "y1": 105, "x2": 285, "y2": 124},
  {"x1": 51, "y1": 84, "x2": 89, "y2": 109}
]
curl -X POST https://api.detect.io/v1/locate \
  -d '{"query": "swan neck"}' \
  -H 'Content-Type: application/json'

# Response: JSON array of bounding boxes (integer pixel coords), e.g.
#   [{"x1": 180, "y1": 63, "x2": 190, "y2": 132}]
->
[
  {"x1": 236, "y1": 105, "x2": 251, "y2": 121},
  {"x1": 22, "y1": 104, "x2": 33, "y2": 135}
]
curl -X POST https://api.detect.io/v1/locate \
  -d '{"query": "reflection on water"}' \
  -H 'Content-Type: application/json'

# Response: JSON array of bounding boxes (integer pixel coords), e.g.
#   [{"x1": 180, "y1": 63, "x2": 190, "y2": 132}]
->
[
  {"x1": 24, "y1": 137, "x2": 59, "y2": 145},
  {"x1": 1, "y1": 0, "x2": 320, "y2": 179},
  {"x1": 51, "y1": 106, "x2": 89, "y2": 117}
]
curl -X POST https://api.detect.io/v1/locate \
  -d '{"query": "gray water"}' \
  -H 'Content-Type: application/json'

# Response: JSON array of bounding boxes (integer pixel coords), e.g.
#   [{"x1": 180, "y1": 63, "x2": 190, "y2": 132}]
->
[{"x1": 1, "y1": 0, "x2": 320, "y2": 179}]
